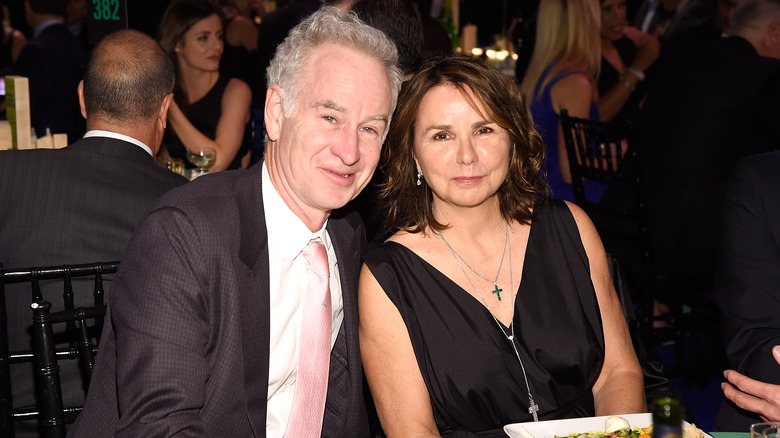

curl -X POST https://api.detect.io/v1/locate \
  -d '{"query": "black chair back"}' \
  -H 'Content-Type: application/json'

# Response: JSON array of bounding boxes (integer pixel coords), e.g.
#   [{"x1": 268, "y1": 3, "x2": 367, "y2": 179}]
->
[
  {"x1": 559, "y1": 109, "x2": 652, "y2": 284},
  {"x1": 0, "y1": 261, "x2": 118, "y2": 438}
]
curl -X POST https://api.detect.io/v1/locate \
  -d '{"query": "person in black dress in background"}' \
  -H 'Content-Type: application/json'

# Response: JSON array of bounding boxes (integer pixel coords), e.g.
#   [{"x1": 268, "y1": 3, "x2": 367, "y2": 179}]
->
[
  {"x1": 0, "y1": 5, "x2": 26, "y2": 68},
  {"x1": 360, "y1": 55, "x2": 644, "y2": 437},
  {"x1": 597, "y1": 0, "x2": 659, "y2": 124},
  {"x1": 215, "y1": 0, "x2": 264, "y2": 108},
  {"x1": 158, "y1": 0, "x2": 252, "y2": 171}
]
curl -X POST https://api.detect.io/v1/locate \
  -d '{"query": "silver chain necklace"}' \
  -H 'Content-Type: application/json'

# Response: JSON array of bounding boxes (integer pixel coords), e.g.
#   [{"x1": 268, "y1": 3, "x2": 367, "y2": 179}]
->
[
  {"x1": 448, "y1": 222, "x2": 509, "y2": 301},
  {"x1": 438, "y1": 224, "x2": 540, "y2": 421}
]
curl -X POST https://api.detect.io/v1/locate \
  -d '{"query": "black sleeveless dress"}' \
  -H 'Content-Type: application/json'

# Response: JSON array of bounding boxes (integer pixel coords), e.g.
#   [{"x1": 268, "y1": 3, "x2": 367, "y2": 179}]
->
[
  {"x1": 363, "y1": 200, "x2": 605, "y2": 437},
  {"x1": 164, "y1": 75, "x2": 252, "y2": 170}
]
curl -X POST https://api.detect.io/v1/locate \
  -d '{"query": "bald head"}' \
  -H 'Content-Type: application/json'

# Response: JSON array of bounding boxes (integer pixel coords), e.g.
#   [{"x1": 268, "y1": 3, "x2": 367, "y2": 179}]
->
[{"x1": 83, "y1": 30, "x2": 174, "y2": 125}]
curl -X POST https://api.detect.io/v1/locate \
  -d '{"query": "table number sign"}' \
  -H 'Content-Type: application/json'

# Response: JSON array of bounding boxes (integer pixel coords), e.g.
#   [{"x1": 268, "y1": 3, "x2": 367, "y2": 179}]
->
[{"x1": 87, "y1": 0, "x2": 128, "y2": 46}]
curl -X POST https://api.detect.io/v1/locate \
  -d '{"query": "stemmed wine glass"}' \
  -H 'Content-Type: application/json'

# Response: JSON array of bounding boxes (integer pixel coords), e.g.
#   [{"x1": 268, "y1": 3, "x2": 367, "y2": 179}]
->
[{"x1": 185, "y1": 147, "x2": 217, "y2": 180}]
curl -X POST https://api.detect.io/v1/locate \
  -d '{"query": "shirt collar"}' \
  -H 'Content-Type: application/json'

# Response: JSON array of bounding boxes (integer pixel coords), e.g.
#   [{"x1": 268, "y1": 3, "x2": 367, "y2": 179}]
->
[
  {"x1": 82, "y1": 130, "x2": 154, "y2": 157},
  {"x1": 262, "y1": 162, "x2": 331, "y2": 263}
]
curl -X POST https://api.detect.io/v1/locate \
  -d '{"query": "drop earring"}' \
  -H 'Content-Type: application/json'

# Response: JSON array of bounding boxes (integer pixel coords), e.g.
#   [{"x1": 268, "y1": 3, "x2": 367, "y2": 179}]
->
[{"x1": 416, "y1": 170, "x2": 422, "y2": 186}]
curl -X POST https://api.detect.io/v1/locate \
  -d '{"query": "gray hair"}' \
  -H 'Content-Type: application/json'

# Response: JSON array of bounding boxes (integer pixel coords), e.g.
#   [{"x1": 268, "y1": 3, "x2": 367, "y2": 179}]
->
[
  {"x1": 266, "y1": 6, "x2": 402, "y2": 118},
  {"x1": 730, "y1": 0, "x2": 780, "y2": 35}
]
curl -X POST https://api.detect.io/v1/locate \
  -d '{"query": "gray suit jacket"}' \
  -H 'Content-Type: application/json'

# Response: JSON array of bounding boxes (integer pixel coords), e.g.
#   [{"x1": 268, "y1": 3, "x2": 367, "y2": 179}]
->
[
  {"x1": 71, "y1": 163, "x2": 370, "y2": 437},
  {"x1": 0, "y1": 136, "x2": 188, "y2": 436}
]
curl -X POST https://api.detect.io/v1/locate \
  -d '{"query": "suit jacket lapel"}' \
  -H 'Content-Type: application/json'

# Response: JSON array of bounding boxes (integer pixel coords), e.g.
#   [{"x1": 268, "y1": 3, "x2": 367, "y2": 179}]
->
[{"x1": 234, "y1": 164, "x2": 271, "y2": 436}]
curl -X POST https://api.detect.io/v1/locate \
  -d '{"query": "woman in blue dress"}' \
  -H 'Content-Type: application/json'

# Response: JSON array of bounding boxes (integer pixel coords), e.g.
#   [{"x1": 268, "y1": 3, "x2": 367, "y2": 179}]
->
[{"x1": 520, "y1": 0, "x2": 606, "y2": 203}]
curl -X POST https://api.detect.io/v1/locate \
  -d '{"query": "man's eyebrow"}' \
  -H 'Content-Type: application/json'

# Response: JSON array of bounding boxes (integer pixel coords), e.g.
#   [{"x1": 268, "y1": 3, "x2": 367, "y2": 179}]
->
[
  {"x1": 315, "y1": 100, "x2": 345, "y2": 112},
  {"x1": 315, "y1": 100, "x2": 388, "y2": 122}
]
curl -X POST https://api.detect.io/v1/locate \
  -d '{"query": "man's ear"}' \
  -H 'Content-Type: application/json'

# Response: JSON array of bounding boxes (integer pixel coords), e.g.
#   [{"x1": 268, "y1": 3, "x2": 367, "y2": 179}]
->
[
  {"x1": 264, "y1": 84, "x2": 285, "y2": 142},
  {"x1": 77, "y1": 80, "x2": 87, "y2": 119},
  {"x1": 159, "y1": 93, "x2": 174, "y2": 129}
]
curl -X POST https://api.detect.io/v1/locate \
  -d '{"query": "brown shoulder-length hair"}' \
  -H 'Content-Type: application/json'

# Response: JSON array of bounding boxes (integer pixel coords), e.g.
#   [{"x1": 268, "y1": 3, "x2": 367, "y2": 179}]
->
[
  {"x1": 381, "y1": 54, "x2": 549, "y2": 234},
  {"x1": 157, "y1": 0, "x2": 223, "y2": 107}
]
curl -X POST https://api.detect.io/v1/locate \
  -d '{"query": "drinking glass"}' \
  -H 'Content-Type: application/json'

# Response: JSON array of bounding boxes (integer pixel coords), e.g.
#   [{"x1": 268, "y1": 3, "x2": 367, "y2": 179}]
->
[
  {"x1": 751, "y1": 422, "x2": 780, "y2": 438},
  {"x1": 155, "y1": 157, "x2": 186, "y2": 176},
  {"x1": 185, "y1": 147, "x2": 217, "y2": 180}
]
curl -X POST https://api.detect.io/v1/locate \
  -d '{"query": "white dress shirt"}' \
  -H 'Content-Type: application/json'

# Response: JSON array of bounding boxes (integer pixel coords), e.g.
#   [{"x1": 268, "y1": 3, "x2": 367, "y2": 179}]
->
[{"x1": 262, "y1": 163, "x2": 344, "y2": 437}]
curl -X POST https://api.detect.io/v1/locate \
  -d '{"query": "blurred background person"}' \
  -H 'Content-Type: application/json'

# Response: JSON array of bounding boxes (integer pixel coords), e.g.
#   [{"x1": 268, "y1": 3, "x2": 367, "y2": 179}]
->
[
  {"x1": 127, "y1": 0, "x2": 172, "y2": 37},
  {"x1": 8, "y1": 0, "x2": 87, "y2": 141},
  {"x1": 597, "y1": 0, "x2": 660, "y2": 124},
  {"x1": 361, "y1": 55, "x2": 644, "y2": 436},
  {"x1": 520, "y1": 0, "x2": 605, "y2": 204},
  {"x1": 66, "y1": 0, "x2": 88, "y2": 47},
  {"x1": 0, "y1": 5, "x2": 27, "y2": 69},
  {"x1": 215, "y1": 0, "x2": 263, "y2": 107},
  {"x1": 415, "y1": 0, "x2": 454, "y2": 59},
  {"x1": 351, "y1": 0, "x2": 424, "y2": 79},
  {"x1": 158, "y1": 0, "x2": 252, "y2": 172},
  {"x1": 328, "y1": 0, "x2": 356, "y2": 11},
  {"x1": 635, "y1": 0, "x2": 780, "y2": 287},
  {"x1": 0, "y1": 29, "x2": 187, "y2": 437}
]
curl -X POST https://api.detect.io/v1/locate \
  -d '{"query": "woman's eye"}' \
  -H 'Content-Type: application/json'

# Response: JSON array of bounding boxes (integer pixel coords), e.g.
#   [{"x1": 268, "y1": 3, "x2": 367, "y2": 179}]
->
[
  {"x1": 432, "y1": 132, "x2": 448, "y2": 140},
  {"x1": 476, "y1": 126, "x2": 494, "y2": 135}
]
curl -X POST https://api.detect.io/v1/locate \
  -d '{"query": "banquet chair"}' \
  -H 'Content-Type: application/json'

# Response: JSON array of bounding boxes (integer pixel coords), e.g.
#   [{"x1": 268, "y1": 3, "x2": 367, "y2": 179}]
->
[
  {"x1": 559, "y1": 111, "x2": 654, "y2": 308},
  {"x1": 559, "y1": 110, "x2": 650, "y2": 264},
  {"x1": 0, "y1": 261, "x2": 118, "y2": 438}
]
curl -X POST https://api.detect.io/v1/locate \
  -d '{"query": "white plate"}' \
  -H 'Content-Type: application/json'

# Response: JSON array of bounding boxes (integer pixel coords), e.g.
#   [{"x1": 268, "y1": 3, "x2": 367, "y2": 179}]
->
[{"x1": 504, "y1": 413, "x2": 710, "y2": 438}]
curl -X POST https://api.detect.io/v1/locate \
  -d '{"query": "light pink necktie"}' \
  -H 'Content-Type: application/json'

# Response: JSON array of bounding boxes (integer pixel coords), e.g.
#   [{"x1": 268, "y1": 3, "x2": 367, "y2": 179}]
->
[{"x1": 286, "y1": 237, "x2": 332, "y2": 437}]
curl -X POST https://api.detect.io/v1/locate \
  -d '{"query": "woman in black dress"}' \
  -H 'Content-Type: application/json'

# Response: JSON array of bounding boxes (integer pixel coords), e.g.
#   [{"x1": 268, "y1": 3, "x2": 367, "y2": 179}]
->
[
  {"x1": 597, "y1": 0, "x2": 660, "y2": 123},
  {"x1": 360, "y1": 55, "x2": 645, "y2": 437},
  {"x1": 158, "y1": 0, "x2": 252, "y2": 171}
]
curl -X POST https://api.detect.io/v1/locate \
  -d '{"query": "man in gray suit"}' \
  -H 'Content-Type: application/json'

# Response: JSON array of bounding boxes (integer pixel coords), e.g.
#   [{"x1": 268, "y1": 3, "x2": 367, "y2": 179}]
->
[
  {"x1": 72, "y1": 7, "x2": 401, "y2": 437},
  {"x1": 0, "y1": 29, "x2": 187, "y2": 436}
]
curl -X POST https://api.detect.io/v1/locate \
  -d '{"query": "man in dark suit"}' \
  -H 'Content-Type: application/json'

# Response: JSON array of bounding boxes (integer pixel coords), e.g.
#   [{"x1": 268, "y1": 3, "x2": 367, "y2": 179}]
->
[
  {"x1": 11, "y1": 0, "x2": 88, "y2": 142},
  {"x1": 635, "y1": 0, "x2": 780, "y2": 285},
  {"x1": 72, "y1": 7, "x2": 401, "y2": 437},
  {"x1": 715, "y1": 151, "x2": 780, "y2": 430},
  {"x1": 0, "y1": 29, "x2": 187, "y2": 436}
]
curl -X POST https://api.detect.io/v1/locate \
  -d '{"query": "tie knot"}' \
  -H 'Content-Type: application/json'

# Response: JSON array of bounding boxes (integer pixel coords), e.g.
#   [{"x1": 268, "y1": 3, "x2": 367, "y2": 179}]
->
[{"x1": 303, "y1": 237, "x2": 329, "y2": 277}]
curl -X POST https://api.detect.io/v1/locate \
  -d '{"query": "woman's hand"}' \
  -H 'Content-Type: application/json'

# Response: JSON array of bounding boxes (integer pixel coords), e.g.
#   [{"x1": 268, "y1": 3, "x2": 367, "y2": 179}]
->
[
  {"x1": 723, "y1": 346, "x2": 780, "y2": 422},
  {"x1": 628, "y1": 30, "x2": 660, "y2": 74}
]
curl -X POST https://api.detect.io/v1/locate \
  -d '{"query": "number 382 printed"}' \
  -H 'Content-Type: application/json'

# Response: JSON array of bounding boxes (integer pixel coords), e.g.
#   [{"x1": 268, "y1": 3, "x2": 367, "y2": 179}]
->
[{"x1": 92, "y1": 0, "x2": 121, "y2": 21}]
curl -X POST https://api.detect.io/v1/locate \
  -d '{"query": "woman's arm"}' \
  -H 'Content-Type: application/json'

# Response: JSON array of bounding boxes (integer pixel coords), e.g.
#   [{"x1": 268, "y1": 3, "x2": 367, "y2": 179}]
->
[
  {"x1": 359, "y1": 265, "x2": 441, "y2": 438},
  {"x1": 10, "y1": 29, "x2": 27, "y2": 63},
  {"x1": 566, "y1": 202, "x2": 646, "y2": 414},
  {"x1": 597, "y1": 32, "x2": 659, "y2": 122},
  {"x1": 225, "y1": 15, "x2": 258, "y2": 52},
  {"x1": 167, "y1": 78, "x2": 252, "y2": 171},
  {"x1": 551, "y1": 73, "x2": 594, "y2": 184}
]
